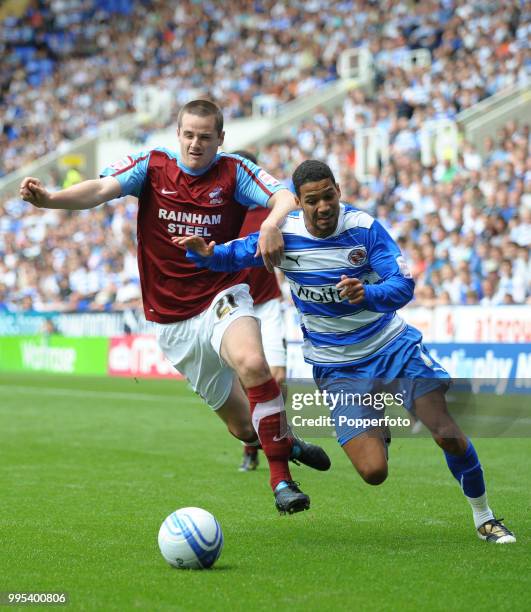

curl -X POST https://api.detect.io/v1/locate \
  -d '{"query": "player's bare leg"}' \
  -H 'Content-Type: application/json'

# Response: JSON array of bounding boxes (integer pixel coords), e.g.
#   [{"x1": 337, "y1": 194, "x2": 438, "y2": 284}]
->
[
  {"x1": 413, "y1": 389, "x2": 467, "y2": 453},
  {"x1": 220, "y1": 316, "x2": 272, "y2": 387},
  {"x1": 341, "y1": 429, "x2": 388, "y2": 486},
  {"x1": 217, "y1": 376, "x2": 262, "y2": 471},
  {"x1": 221, "y1": 316, "x2": 310, "y2": 513},
  {"x1": 414, "y1": 389, "x2": 515, "y2": 543},
  {"x1": 216, "y1": 375, "x2": 259, "y2": 443}
]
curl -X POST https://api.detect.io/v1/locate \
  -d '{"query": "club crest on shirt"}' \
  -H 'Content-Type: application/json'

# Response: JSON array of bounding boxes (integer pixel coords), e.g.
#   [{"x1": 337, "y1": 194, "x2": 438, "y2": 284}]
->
[
  {"x1": 257, "y1": 169, "x2": 280, "y2": 187},
  {"x1": 348, "y1": 246, "x2": 367, "y2": 267},
  {"x1": 209, "y1": 186, "x2": 224, "y2": 205},
  {"x1": 110, "y1": 156, "x2": 133, "y2": 171}
]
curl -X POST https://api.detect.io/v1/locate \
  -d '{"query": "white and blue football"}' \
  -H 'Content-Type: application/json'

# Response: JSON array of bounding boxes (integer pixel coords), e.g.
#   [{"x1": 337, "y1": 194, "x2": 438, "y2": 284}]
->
[{"x1": 158, "y1": 507, "x2": 223, "y2": 569}]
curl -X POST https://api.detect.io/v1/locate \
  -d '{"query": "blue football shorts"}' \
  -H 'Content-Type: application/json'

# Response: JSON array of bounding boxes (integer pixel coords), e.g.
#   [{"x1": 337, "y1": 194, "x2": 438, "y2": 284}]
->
[{"x1": 312, "y1": 326, "x2": 450, "y2": 445}]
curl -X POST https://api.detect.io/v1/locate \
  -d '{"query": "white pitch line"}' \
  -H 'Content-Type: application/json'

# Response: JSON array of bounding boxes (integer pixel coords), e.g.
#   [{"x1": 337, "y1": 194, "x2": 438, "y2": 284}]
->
[{"x1": 0, "y1": 384, "x2": 204, "y2": 404}]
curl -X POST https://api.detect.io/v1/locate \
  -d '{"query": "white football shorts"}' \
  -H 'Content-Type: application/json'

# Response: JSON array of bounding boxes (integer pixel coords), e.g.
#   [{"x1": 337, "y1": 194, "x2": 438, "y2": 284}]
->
[
  {"x1": 155, "y1": 283, "x2": 257, "y2": 410},
  {"x1": 253, "y1": 297, "x2": 287, "y2": 368}
]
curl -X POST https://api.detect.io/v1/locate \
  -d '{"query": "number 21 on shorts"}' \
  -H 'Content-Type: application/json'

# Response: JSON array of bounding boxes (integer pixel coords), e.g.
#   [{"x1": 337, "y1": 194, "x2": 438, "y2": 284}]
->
[{"x1": 215, "y1": 294, "x2": 238, "y2": 320}]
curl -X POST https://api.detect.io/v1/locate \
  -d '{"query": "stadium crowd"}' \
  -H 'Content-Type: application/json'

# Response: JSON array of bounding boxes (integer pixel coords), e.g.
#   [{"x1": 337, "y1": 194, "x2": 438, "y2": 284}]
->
[
  {"x1": 1, "y1": 0, "x2": 528, "y2": 176},
  {"x1": 0, "y1": 0, "x2": 529, "y2": 312},
  {"x1": 258, "y1": 109, "x2": 530, "y2": 307},
  {"x1": 1, "y1": 114, "x2": 529, "y2": 313}
]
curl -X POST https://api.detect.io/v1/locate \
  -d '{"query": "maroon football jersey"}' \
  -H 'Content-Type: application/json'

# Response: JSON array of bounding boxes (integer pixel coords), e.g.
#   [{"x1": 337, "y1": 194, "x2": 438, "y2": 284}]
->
[
  {"x1": 238, "y1": 207, "x2": 282, "y2": 306},
  {"x1": 101, "y1": 149, "x2": 284, "y2": 322}
]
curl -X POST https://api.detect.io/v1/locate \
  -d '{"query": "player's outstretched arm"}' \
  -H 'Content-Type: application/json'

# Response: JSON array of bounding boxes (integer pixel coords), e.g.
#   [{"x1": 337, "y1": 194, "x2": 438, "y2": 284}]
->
[
  {"x1": 258, "y1": 190, "x2": 298, "y2": 272},
  {"x1": 180, "y1": 233, "x2": 264, "y2": 273},
  {"x1": 19, "y1": 176, "x2": 121, "y2": 210}
]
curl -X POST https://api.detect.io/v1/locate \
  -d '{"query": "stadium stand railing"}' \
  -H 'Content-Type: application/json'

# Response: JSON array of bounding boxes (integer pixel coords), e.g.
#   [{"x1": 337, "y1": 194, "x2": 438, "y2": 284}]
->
[
  {"x1": 247, "y1": 77, "x2": 362, "y2": 150},
  {"x1": 224, "y1": 47, "x2": 376, "y2": 150},
  {"x1": 458, "y1": 84, "x2": 531, "y2": 154},
  {"x1": 336, "y1": 47, "x2": 375, "y2": 81},
  {"x1": 355, "y1": 85, "x2": 531, "y2": 181},
  {"x1": 354, "y1": 117, "x2": 460, "y2": 181},
  {"x1": 0, "y1": 44, "x2": 374, "y2": 195},
  {"x1": 224, "y1": 79, "x2": 362, "y2": 151},
  {"x1": 3, "y1": 82, "x2": 528, "y2": 197},
  {"x1": 243, "y1": 46, "x2": 377, "y2": 149},
  {"x1": 0, "y1": 113, "x2": 141, "y2": 197}
]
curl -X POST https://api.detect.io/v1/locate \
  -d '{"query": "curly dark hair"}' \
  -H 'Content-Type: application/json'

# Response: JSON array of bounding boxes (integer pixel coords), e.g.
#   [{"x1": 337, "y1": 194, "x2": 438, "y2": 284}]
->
[{"x1": 292, "y1": 160, "x2": 337, "y2": 196}]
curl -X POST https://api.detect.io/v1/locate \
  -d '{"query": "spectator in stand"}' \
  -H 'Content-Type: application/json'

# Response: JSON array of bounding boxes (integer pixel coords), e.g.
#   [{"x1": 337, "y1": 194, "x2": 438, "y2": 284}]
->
[
  {"x1": 496, "y1": 259, "x2": 527, "y2": 304},
  {"x1": 416, "y1": 284, "x2": 438, "y2": 308},
  {"x1": 62, "y1": 166, "x2": 84, "y2": 189},
  {"x1": 0, "y1": 284, "x2": 10, "y2": 312},
  {"x1": 480, "y1": 278, "x2": 500, "y2": 306},
  {"x1": 510, "y1": 208, "x2": 531, "y2": 247},
  {"x1": 465, "y1": 289, "x2": 480, "y2": 305},
  {"x1": 453, "y1": 264, "x2": 483, "y2": 305},
  {"x1": 2, "y1": 1, "x2": 528, "y2": 177},
  {"x1": 438, "y1": 290, "x2": 452, "y2": 306}
]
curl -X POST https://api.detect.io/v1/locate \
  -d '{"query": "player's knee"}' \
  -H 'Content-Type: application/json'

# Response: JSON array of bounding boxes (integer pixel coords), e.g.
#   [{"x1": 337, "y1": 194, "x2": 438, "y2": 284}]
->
[
  {"x1": 232, "y1": 352, "x2": 270, "y2": 382},
  {"x1": 357, "y1": 463, "x2": 388, "y2": 486},
  {"x1": 430, "y1": 423, "x2": 462, "y2": 445},
  {"x1": 423, "y1": 409, "x2": 462, "y2": 442},
  {"x1": 228, "y1": 422, "x2": 256, "y2": 443}
]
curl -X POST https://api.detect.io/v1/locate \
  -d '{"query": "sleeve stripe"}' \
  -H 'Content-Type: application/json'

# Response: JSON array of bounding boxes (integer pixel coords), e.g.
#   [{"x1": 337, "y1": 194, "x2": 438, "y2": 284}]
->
[
  {"x1": 238, "y1": 160, "x2": 273, "y2": 197},
  {"x1": 111, "y1": 154, "x2": 150, "y2": 177}
]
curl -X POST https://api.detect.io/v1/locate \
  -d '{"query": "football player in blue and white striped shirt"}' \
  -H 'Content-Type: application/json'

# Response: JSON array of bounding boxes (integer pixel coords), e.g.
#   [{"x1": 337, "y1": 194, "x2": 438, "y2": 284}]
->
[{"x1": 178, "y1": 160, "x2": 515, "y2": 543}]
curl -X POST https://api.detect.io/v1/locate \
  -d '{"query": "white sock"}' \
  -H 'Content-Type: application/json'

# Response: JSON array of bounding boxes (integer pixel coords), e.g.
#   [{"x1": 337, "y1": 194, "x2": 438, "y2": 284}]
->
[{"x1": 466, "y1": 492, "x2": 495, "y2": 529}]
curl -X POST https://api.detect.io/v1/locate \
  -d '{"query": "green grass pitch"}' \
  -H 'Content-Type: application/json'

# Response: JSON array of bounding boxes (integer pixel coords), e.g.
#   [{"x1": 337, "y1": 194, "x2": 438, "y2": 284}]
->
[{"x1": 1, "y1": 373, "x2": 529, "y2": 611}]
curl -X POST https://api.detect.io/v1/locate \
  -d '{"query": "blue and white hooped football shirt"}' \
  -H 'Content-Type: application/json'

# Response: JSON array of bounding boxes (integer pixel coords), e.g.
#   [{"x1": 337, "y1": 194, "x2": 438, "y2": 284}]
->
[{"x1": 186, "y1": 204, "x2": 416, "y2": 367}]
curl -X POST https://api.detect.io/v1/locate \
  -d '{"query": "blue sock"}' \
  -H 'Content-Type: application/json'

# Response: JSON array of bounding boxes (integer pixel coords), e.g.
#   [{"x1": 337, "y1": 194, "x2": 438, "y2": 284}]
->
[{"x1": 444, "y1": 439, "x2": 485, "y2": 498}]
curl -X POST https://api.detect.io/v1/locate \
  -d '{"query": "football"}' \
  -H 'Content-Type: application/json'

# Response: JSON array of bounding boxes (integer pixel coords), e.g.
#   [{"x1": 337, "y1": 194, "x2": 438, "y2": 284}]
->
[{"x1": 158, "y1": 507, "x2": 224, "y2": 569}]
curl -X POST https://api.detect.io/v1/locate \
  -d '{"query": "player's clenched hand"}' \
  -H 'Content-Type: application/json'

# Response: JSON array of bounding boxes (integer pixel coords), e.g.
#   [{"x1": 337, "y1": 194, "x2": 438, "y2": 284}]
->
[
  {"x1": 256, "y1": 222, "x2": 284, "y2": 272},
  {"x1": 172, "y1": 235, "x2": 216, "y2": 257},
  {"x1": 336, "y1": 275, "x2": 365, "y2": 304},
  {"x1": 19, "y1": 177, "x2": 51, "y2": 208}
]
